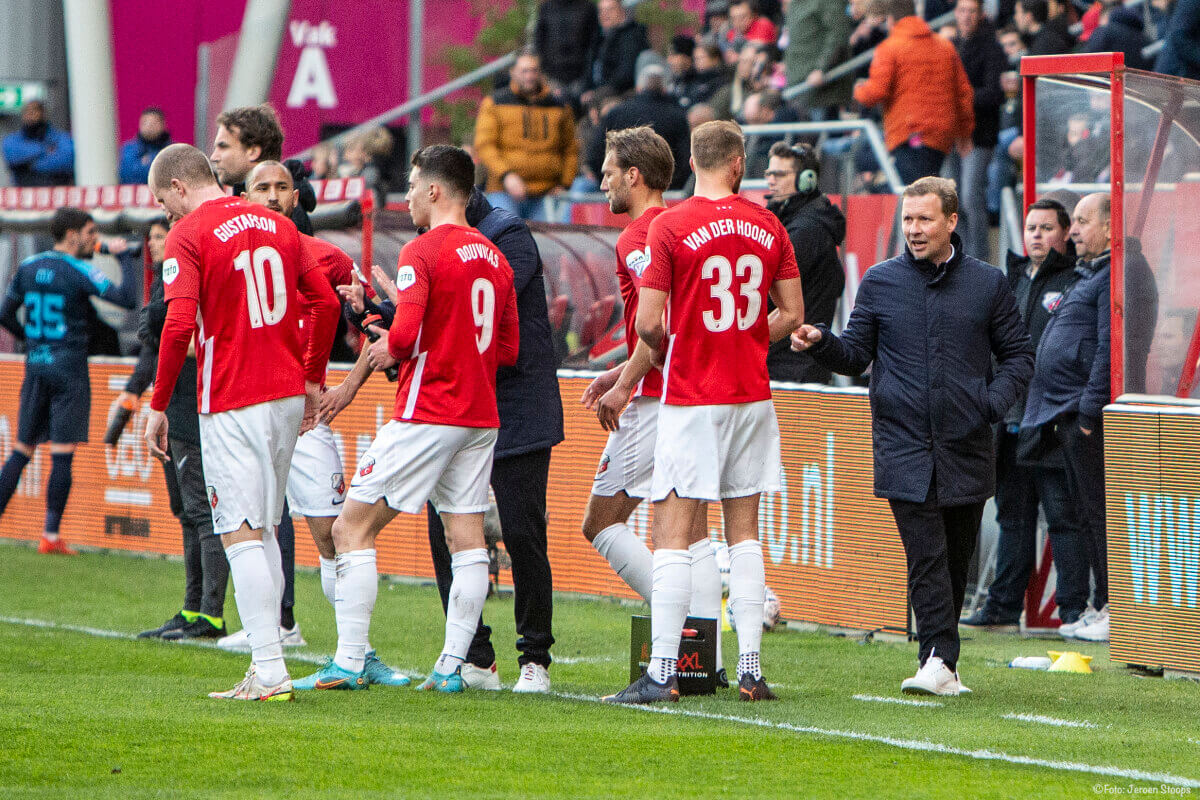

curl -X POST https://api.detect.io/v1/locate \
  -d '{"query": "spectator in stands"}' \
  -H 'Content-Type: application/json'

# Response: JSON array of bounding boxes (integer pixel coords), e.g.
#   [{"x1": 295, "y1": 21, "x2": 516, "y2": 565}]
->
[
  {"x1": 118, "y1": 108, "x2": 171, "y2": 185},
  {"x1": 949, "y1": 0, "x2": 1006, "y2": 261},
  {"x1": 309, "y1": 142, "x2": 339, "y2": 180},
  {"x1": 849, "y1": 0, "x2": 889, "y2": 68},
  {"x1": 533, "y1": 0, "x2": 601, "y2": 94},
  {"x1": 986, "y1": 68, "x2": 1022, "y2": 219},
  {"x1": 1154, "y1": 0, "x2": 1200, "y2": 78},
  {"x1": 784, "y1": 0, "x2": 853, "y2": 120},
  {"x1": 586, "y1": 65, "x2": 692, "y2": 191},
  {"x1": 960, "y1": 199, "x2": 1088, "y2": 633},
  {"x1": 711, "y1": 43, "x2": 761, "y2": 120},
  {"x1": 998, "y1": 25, "x2": 1027, "y2": 64},
  {"x1": 853, "y1": 0, "x2": 974, "y2": 184},
  {"x1": 680, "y1": 42, "x2": 731, "y2": 108},
  {"x1": 1015, "y1": 0, "x2": 1072, "y2": 54},
  {"x1": 582, "y1": 0, "x2": 651, "y2": 100},
  {"x1": 667, "y1": 35, "x2": 700, "y2": 106},
  {"x1": 210, "y1": 104, "x2": 318, "y2": 234},
  {"x1": 475, "y1": 52, "x2": 578, "y2": 221},
  {"x1": 727, "y1": 0, "x2": 780, "y2": 53},
  {"x1": 764, "y1": 142, "x2": 845, "y2": 383},
  {"x1": 1082, "y1": 3, "x2": 1149, "y2": 69},
  {"x1": 573, "y1": 88, "x2": 621, "y2": 192},
  {"x1": 2, "y1": 100, "x2": 74, "y2": 187},
  {"x1": 340, "y1": 126, "x2": 394, "y2": 208},
  {"x1": 1045, "y1": 0, "x2": 1078, "y2": 47},
  {"x1": 742, "y1": 91, "x2": 798, "y2": 175}
]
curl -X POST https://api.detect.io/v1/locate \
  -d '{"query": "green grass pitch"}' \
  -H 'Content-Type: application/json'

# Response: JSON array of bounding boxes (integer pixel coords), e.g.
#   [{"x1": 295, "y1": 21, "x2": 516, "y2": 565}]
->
[{"x1": 1, "y1": 541, "x2": 1197, "y2": 799}]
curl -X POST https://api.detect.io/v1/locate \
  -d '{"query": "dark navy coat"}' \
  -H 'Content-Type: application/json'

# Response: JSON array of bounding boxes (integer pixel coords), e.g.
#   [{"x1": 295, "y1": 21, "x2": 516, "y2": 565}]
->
[
  {"x1": 466, "y1": 190, "x2": 564, "y2": 459},
  {"x1": 809, "y1": 234, "x2": 1034, "y2": 505}
]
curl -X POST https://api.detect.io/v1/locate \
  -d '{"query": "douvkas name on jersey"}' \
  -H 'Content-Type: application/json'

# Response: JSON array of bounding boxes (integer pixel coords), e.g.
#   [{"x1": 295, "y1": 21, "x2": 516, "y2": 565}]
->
[{"x1": 681, "y1": 218, "x2": 775, "y2": 253}]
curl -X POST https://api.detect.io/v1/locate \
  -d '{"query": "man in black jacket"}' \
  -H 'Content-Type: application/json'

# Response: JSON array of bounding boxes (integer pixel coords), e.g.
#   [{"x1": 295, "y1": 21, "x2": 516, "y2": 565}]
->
[
  {"x1": 961, "y1": 199, "x2": 1088, "y2": 631},
  {"x1": 533, "y1": 0, "x2": 600, "y2": 93},
  {"x1": 764, "y1": 141, "x2": 845, "y2": 383},
  {"x1": 425, "y1": 189, "x2": 565, "y2": 693},
  {"x1": 124, "y1": 221, "x2": 230, "y2": 641},
  {"x1": 793, "y1": 177, "x2": 1033, "y2": 696},
  {"x1": 586, "y1": 66, "x2": 692, "y2": 190},
  {"x1": 582, "y1": 0, "x2": 651, "y2": 98},
  {"x1": 950, "y1": 0, "x2": 1006, "y2": 262}
]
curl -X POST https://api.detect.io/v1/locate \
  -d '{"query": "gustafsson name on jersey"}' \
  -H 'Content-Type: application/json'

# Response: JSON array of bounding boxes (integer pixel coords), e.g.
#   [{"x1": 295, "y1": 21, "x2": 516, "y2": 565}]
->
[
  {"x1": 212, "y1": 213, "x2": 279, "y2": 243},
  {"x1": 681, "y1": 219, "x2": 775, "y2": 252},
  {"x1": 455, "y1": 242, "x2": 499, "y2": 268}
]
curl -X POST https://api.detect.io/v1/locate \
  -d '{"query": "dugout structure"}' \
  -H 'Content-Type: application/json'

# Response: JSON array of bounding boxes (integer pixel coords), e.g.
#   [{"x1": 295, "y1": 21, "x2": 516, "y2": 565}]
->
[{"x1": 1022, "y1": 53, "x2": 1200, "y2": 676}]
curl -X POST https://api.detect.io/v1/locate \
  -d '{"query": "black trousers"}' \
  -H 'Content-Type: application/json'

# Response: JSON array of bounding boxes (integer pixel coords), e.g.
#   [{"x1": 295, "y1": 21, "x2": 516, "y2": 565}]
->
[
  {"x1": 1055, "y1": 415, "x2": 1107, "y2": 609},
  {"x1": 889, "y1": 480, "x2": 986, "y2": 671},
  {"x1": 278, "y1": 501, "x2": 296, "y2": 617},
  {"x1": 427, "y1": 447, "x2": 555, "y2": 668},
  {"x1": 987, "y1": 430, "x2": 1090, "y2": 621},
  {"x1": 168, "y1": 438, "x2": 229, "y2": 619}
]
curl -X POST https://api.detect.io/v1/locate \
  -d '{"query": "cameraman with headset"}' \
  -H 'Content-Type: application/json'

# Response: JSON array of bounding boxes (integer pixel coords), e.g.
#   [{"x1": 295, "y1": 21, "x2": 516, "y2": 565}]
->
[{"x1": 764, "y1": 141, "x2": 846, "y2": 383}]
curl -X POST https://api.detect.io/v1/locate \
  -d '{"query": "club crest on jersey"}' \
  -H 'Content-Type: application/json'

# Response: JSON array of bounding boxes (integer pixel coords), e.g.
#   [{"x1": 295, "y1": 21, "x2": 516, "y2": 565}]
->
[
  {"x1": 1043, "y1": 291, "x2": 1064, "y2": 313},
  {"x1": 595, "y1": 454, "x2": 610, "y2": 478},
  {"x1": 625, "y1": 247, "x2": 651, "y2": 277},
  {"x1": 332, "y1": 473, "x2": 346, "y2": 494},
  {"x1": 206, "y1": 485, "x2": 218, "y2": 509},
  {"x1": 396, "y1": 266, "x2": 417, "y2": 292},
  {"x1": 162, "y1": 258, "x2": 180, "y2": 285},
  {"x1": 358, "y1": 456, "x2": 375, "y2": 477}
]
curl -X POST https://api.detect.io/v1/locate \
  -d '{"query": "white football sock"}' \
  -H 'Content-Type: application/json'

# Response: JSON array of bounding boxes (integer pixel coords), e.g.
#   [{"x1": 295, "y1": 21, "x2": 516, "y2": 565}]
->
[
  {"x1": 319, "y1": 556, "x2": 337, "y2": 606},
  {"x1": 262, "y1": 527, "x2": 285, "y2": 618},
  {"x1": 333, "y1": 549, "x2": 376, "y2": 674},
  {"x1": 650, "y1": 549, "x2": 691, "y2": 669},
  {"x1": 591, "y1": 522, "x2": 653, "y2": 602},
  {"x1": 728, "y1": 539, "x2": 765, "y2": 673},
  {"x1": 442, "y1": 548, "x2": 489, "y2": 669},
  {"x1": 225, "y1": 540, "x2": 286, "y2": 685},
  {"x1": 688, "y1": 537, "x2": 724, "y2": 672},
  {"x1": 648, "y1": 655, "x2": 677, "y2": 683}
]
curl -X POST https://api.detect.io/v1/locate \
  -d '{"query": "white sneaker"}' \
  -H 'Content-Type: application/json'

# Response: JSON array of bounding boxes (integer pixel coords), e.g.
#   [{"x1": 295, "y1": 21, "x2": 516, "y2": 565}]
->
[
  {"x1": 208, "y1": 667, "x2": 294, "y2": 701},
  {"x1": 1058, "y1": 606, "x2": 1102, "y2": 638},
  {"x1": 512, "y1": 663, "x2": 551, "y2": 694},
  {"x1": 460, "y1": 661, "x2": 502, "y2": 690},
  {"x1": 216, "y1": 624, "x2": 306, "y2": 653},
  {"x1": 900, "y1": 654, "x2": 972, "y2": 696},
  {"x1": 1072, "y1": 607, "x2": 1110, "y2": 642}
]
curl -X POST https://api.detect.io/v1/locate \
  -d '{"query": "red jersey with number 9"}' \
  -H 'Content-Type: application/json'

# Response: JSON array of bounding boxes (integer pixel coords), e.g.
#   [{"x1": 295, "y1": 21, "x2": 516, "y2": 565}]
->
[
  {"x1": 388, "y1": 224, "x2": 518, "y2": 428},
  {"x1": 641, "y1": 194, "x2": 798, "y2": 406},
  {"x1": 162, "y1": 196, "x2": 318, "y2": 414}
]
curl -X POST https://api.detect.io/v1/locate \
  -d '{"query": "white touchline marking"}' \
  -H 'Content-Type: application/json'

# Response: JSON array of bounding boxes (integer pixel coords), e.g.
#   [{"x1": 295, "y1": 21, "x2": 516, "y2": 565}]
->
[
  {"x1": 552, "y1": 692, "x2": 1200, "y2": 789},
  {"x1": 4, "y1": 614, "x2": 1195, "y2": 787},
  {"x1": 554, "y1": 655, "x2": 618, "y2": 665},
  {"x1": 1002, "y1": 713, "x2": 1098, "y2": 729},
  {"x1": 853, "y1": 693, "x2": 943, "y2": 708}
]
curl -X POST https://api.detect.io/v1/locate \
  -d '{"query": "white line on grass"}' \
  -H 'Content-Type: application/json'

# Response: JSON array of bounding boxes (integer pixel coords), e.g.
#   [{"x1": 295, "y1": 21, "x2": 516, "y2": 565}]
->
[
  {"x1": 1002, "y1": 712, "x2": 1098, "y2": 729},
  {"x1": 554, "y1": 655, "x2": 618, "y2": 665},
  {"x1": 554, "y1": 692, "x2": 1200, "y2": 789},
  {"x1": 853, "y1": 693, "x2": 943, "y2": 708},
  {"x1": 5, "y1": 615, "x2": 1195, "y2": 789}
]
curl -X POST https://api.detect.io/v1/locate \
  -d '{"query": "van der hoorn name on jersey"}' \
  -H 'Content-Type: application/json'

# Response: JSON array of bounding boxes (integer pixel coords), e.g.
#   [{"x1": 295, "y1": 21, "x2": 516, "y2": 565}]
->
[
  {"x1": 212, "y1": 213, "x2": 279, "y2": 243},
  {"x1": 455, "y1": 243, "x2": 499, "y2": 268},
  {"x1": 682, "y1": 218, "x2": 775, "y2": 252}
]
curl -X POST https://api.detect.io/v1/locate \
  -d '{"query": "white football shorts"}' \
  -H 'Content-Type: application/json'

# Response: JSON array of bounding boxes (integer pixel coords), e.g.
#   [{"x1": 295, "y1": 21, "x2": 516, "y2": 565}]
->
[
  {"x1": 198, "y1": 395, "x2": 304, "y2": 536},
  {"x1": 650, "y1": 399, "x2": 782, "y2": 502},
  {"x1": 348, "y1": 420, "x2": 497, "y2": 515},
  {"x1": 286, "y1": 423, "x2": 347, "y2": 517},
  {"x1": 591, "y1": 396, "x2": 658, "y2": 499}
]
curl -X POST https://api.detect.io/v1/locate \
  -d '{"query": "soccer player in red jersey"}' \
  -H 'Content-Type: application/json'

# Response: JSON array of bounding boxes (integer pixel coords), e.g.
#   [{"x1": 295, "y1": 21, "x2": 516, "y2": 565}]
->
[
  {"x1": 580, "y1": 126, "x2": 728, "y2": 684},
  {"x1": 143, "y1": 144, "x2": 341, "y2": 701},
  {"x1": 297, "y1": 145, "x2": 519, "y2": 693},
  {"x1": 604, "y1": 121, "x2": 805, "y2": 704},
  {"x1": 240, "y1": 162, "x2": 408, "y2": 688}
]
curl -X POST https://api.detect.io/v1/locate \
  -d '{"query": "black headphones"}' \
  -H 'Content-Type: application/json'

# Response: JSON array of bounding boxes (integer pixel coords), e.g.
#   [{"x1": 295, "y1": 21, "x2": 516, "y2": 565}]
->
[{"x1": 784, "y1": 143, "x2": 819, "y2": 194}]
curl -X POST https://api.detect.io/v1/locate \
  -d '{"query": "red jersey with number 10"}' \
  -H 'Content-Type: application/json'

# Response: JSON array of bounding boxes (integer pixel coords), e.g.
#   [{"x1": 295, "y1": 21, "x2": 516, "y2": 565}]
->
[
  {"x1": 641, "y1": 194, "x2": 798, "y2": 406},
  {"x1": 389, "y1": 224, "x2": 519, "y2": 428},
  {"x1": 163, "y1": 196, "x2": 318, "y2": 414},
  {"x1": 616, "y1": 205, "x2": 665, "y2": 398}
]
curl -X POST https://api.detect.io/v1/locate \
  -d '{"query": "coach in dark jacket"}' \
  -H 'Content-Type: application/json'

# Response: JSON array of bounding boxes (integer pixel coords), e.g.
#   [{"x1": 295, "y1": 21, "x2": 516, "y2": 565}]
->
[
  {"x1": 794, "y1": 177, "x2": 1033, "y2": 692},
  {"x1": 764, "y1": 141, "x2": 845, "y2": 383},
  {"x1": 586, "y1": 66, "x2": 692, "y2": 190},
  {"x1": 426, "y1": 189, "x2": 565, "y2": 683}
]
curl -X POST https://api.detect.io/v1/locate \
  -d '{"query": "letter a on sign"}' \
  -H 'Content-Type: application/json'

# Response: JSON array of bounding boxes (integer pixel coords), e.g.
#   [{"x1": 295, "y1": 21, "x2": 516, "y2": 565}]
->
[{"x1": 287, "y1": 46, "x2": 337, "y2": 109}]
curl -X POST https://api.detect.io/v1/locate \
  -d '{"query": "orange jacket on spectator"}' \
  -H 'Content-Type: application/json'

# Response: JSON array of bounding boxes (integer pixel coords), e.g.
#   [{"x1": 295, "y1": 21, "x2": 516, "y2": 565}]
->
[
  {"x1": 853, "y1": 16, "x2": 974, "y2": 154},
  {"x1": 474, "y1": 81, "x2": 578, "y2": 196}
]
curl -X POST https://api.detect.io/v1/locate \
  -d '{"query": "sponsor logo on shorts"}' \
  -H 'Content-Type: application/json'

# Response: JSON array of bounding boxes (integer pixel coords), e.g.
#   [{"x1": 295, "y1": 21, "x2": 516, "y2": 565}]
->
[
  {"x1": 595, "y1": 453, "x2": 610, "y2": 478},
  {"x1": 396, "y1": 266, "x2": 417, "y2": 292},
  {"x1": 358, "y1": 456, "x2": 375, "y2": 477},
  {"x1": 206, "y1": 485, "x2": 218, "y2": 509},
  {"x1": 162, "y1": 258, "x2": 180, "y2": 285}
]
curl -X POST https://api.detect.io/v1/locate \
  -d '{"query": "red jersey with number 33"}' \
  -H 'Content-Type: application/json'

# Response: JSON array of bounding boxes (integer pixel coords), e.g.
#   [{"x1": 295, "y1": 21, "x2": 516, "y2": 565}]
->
[
  {"x1": 616, "y1": 206, "x2": 665, "y2": 399},
  {"x1": 163, "y1": 196, "x2": 318, "y2": 413},
  {"x1": 641, "y1": 195, "x2": 798, "y2": 406},
  {"x1": 389, "y1": 224, "x2": 518, "y2": 427}
]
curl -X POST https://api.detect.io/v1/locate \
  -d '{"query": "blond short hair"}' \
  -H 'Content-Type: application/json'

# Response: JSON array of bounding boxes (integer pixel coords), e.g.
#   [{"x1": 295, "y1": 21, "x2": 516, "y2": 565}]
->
[{"x1": 690, "y1": 120, "x2": 745, "y2": 171}]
